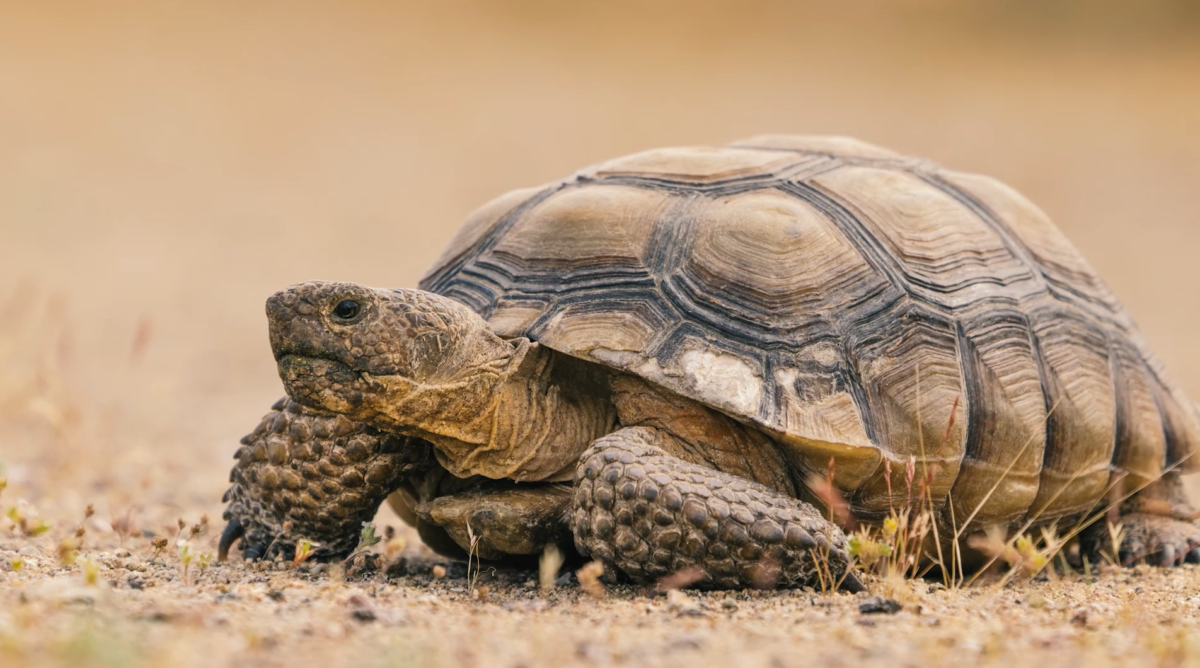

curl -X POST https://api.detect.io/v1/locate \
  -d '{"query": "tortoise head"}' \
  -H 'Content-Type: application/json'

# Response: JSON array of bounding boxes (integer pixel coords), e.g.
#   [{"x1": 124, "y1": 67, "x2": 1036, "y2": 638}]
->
[{"x1": 266, "y1": 281, "x2": 525, "y2": 428}]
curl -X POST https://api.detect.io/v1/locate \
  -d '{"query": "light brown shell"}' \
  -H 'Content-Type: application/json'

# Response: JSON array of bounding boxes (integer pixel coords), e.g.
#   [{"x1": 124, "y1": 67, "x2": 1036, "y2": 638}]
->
[{"x1": 421, "y1": 135, "x2": 1200, "y2": 525}]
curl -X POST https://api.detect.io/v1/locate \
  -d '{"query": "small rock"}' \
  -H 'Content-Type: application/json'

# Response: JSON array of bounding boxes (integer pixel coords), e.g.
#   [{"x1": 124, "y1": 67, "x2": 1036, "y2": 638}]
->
[
  {"x1": 666, "y1": 589, "x2": 704, "y2": 617},
  {"x1": 721, "y1": 599, "x2": 739, "y2": 612},
  {"x1": 506, "y1": 599, "x2": 547, "y2": 612},
  {"x1": 667, "y1": 634, "x2": 705, "y2": 651},
  {"x1": 1069, "y1": 608, "x2": 1097, "y2": 628},
  {"x1": 577, "y1": 641, "x2": 611, "y2": 664},
  {"x1": 858, "y1": 595, "x2": 902, "y2": 615},
  {"x1": 350, "y1": 607, "x2": 376, "y2": 622},
  {"x1": 347, "y1": 594, "x2": 376, "y2": 622},
  {"x1": 432, "y1": 565, "x2": 447, "y2": 579}
]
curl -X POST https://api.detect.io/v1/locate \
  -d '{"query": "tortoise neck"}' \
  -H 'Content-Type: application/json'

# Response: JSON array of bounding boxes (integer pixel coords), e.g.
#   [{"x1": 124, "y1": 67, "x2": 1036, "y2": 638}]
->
[{"x1": 411, "y1": 344, "x2": 618, "y2": 482}]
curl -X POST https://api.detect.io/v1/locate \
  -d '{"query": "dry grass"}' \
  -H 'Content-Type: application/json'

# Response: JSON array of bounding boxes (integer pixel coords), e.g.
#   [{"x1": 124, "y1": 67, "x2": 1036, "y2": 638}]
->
[{"x1": 5, "y1": 2, "x2": 1200, "y2": 667}]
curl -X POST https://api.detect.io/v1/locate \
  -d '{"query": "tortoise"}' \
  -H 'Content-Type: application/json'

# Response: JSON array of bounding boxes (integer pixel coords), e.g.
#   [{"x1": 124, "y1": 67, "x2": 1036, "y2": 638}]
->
[{"x1": 220, "y1": 135, "x2": 1200, "y2": 589}]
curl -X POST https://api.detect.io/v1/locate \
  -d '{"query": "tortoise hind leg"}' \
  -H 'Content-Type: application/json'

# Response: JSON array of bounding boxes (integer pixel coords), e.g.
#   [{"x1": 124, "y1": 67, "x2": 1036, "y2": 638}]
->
[
  {"x1": 1104, "y1": 513, "x2": 1200, "y2": 566},
  {"x1": 1082, "y1": 472, "x2": 1200, "y2": 566},
  {"x1": 414, "y1": 483, "x2": 575, "y2": 561},
  {"x1": 571, "y1": 426, "x2": 862, "y2": 591}
]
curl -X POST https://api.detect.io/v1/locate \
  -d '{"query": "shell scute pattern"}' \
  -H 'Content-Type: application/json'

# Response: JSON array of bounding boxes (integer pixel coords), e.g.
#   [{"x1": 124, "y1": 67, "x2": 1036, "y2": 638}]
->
[{"x1": 421, "y1": 136, "x2": 1200, "y2": 526}]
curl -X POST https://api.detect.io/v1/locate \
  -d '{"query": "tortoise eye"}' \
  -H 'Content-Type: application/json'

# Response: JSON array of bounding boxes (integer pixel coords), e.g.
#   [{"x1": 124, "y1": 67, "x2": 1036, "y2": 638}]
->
[{"x1": 332, "y1": 299, "x2": 361, "y2": 321}]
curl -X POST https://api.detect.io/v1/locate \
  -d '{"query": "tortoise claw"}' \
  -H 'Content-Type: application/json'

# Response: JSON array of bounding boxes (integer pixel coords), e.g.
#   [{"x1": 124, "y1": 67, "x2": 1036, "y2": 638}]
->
[
  {"x1": 218, "y1": 518, "x2": 245, "y2": 562},
  {"x1": 840, "y1": 570, "x2": 867, "y2": 593},
  {"x1": 242, "y1": 541, "x2": 270, "y2": 562}
]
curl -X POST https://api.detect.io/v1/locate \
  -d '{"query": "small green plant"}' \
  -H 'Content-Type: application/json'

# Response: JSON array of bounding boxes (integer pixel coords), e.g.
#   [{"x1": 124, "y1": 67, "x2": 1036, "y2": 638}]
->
[
  {"x1": 56, "y1": 536, "x2": 81, "y2": 566},
  {"x1": 846, "y1": 529, "x2": 892, "y2": 571},
  {"x1": 6, "y1": 504, "x2": 52, "y2": 537},
  {"x1": 178, "y1": 540, "x2": 194, "y2": 585},
  {"x1": 341, "y1": 522, "x2": 382, "y2": 565},
  {"x1": 292, "y1": 539, "x2": 317, "y2": 568},
  {"x1": 81, "y1": 555, "x2": 100, "y2": 586}
]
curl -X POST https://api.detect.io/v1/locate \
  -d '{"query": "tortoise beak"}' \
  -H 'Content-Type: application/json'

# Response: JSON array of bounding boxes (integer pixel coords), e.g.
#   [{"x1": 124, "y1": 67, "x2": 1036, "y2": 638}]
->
[{"x1": 266, "y1": 288, "x2": 339, "y2": 363}]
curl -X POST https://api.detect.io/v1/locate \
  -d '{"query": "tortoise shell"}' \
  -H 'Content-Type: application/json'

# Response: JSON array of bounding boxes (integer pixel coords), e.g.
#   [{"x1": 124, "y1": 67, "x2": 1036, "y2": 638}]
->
[{"x1": 420, "y1": 135, "x2": 1200, "y2": 526}]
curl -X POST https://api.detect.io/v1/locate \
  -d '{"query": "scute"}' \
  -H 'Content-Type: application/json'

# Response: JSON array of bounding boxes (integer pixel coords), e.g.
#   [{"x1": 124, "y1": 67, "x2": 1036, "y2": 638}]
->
[
  {"x1": 939, "y1": 170, "x2": 1122, "y2": 317},
  {"x1": 847, "y1": 301, "x2": 967, "y2": 514},
  {"x1": 540, "y1": 298, "x2": 672, "y2": 358},
  {"x1": 682, "y1": 189, "x2": 886, "y2": 328},
  {"x1": 590, "y1": 336, "x2": 765, "y2": 424},
  {"x1": 1026, "y1": 303, "x2": 1117, "y2": 518},
  {"x1": 730, "y1": 134, "x2": 903, "y2": 161},
  {"x1": 949, "y1": 307, "x2": 1048, "y2": 527},
  {"x1": 591, "y1": 146, "x2": 798, "y2": 183},
  {"x1": 809, "y1": 165, "x2": 1040, "y2": 309},
  {"x1": 493, "y1": 185, "x2": 665, "y2": 268},
  {"x1": 421, "y1": 136, "x2": 1200, "y2": 523},
  {"x1": 426, "y1": 186, "x2": 543, "y2": 280}
]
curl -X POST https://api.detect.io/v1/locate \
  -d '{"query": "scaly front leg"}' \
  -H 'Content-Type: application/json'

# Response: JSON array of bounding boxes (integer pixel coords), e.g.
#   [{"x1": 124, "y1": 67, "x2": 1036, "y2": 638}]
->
[
  {"x1": 571, "y1": 427, "x2": 863, "y2": 591},
  {"x1": 220, "y1": 398, "x2": 431, "y2": 561}
]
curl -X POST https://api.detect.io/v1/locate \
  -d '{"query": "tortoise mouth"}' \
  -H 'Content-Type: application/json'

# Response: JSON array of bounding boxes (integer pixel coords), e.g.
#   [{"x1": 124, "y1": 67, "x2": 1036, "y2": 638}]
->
[
  {"x1": 276, "y1": 354, "x2": 366, "y2": 411},
  {"x1": 277, "y1": 353, "x2": 361, "y2": 381}
]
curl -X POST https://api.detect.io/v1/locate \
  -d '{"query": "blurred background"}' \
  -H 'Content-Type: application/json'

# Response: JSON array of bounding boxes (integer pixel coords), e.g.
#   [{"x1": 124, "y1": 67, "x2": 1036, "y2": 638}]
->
[{"x1": 2, "y1": 0, "x2": 1199, "y2": 529}]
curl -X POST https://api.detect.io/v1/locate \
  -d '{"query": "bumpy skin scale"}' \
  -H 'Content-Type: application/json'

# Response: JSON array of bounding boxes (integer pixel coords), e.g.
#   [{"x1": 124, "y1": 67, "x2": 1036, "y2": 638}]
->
[
  {"x1": 573, "y1": 427, "x2": 862, "y2": 591},
  {"x1": 220, "y1": 398, "x2": 430, "y2": 560}
]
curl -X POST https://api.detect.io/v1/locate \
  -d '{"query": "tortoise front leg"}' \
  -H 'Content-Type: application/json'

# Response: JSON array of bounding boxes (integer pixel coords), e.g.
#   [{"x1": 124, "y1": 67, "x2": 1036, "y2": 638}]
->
[
  {"x1": 571, "y1": 427, "x2": 863, "y2": 591},
  {"x1": 220, "y1": 398, "x2": 430, "y2": 561}
]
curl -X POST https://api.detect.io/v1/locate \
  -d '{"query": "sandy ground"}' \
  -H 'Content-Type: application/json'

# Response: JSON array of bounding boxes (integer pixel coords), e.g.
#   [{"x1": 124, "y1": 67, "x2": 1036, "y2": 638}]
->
[{"x1": 4, "y1": 2, "x2": 1200, "y2": 666}]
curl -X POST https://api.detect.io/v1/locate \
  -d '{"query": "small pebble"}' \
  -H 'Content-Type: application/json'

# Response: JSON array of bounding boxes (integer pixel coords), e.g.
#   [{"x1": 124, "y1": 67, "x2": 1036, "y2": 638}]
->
[
  {"x1": 859, "y1": 595, "x2": 902, "y2": 615},
  {"x1": 347, "y1": 594, "x2": 376, "y2": 622}
]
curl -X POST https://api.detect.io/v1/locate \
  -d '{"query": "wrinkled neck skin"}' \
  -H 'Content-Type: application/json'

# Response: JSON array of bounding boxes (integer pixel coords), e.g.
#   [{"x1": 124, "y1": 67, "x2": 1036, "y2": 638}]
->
[{"x1": 363, "y1": 342, "x2": 617, "y2": 483}]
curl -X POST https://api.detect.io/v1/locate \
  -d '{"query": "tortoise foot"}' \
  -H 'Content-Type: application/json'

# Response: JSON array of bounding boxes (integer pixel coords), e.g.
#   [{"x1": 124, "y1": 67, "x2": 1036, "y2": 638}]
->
[
  {"x1": 571, "y1": 427, "x2": 863, "y2": 592},
  {"x1": 1084, "y1": 513, "x2": 1200, "y2": 567},
  {"x1": 220, "y1": 398, "x2": 428, "y2": 561}
]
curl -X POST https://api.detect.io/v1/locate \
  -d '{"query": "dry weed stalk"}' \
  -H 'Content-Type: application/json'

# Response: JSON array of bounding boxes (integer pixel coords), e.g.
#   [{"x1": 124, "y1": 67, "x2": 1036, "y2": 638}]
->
[
  {"x1": 465, "y1": 521, "x2": 482, "y2": 594},
  {"x1": 539, "y1": 544, "x2": 564, "y2": 592},
  {"x1": 577, "y1": 561, "x2": 606, "y2": 598}
]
